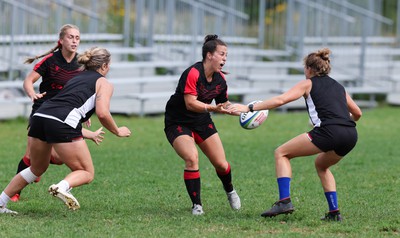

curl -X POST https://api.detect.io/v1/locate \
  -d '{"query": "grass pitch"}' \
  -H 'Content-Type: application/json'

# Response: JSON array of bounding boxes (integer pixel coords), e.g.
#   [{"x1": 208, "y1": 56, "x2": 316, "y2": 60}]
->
[{"x1": 0, "y1": 106, "x2": 399, "y2": 237}]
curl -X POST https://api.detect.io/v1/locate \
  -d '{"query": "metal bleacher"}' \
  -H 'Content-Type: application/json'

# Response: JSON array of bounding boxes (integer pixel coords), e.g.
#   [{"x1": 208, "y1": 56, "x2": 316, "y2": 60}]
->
[{"x1": 1, "y1": 0, "x2": 400, "y2": 119}]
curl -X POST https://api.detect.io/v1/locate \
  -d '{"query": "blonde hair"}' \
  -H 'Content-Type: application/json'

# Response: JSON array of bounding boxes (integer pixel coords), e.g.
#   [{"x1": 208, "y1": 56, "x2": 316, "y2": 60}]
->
[
  {"x1": 24, "y1": 24, "x2": 80, "y2": 64},
  {"x1": 78, "y1": 47, "x2": 111, "y2": 71},
  {"x1": 303, "y1": 48, "x2": 331, "y2": 76}
]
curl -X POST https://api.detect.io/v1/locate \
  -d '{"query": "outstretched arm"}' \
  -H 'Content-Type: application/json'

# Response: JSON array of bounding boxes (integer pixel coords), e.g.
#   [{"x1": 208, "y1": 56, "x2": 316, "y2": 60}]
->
[{"x1": 233, "y1": 79, "x2": 311, "y2": 113}]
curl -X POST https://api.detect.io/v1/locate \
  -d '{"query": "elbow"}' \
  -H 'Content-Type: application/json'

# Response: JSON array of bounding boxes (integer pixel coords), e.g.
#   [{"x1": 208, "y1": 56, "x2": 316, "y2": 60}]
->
[
  {"x1": 185, "y1": 101, "x2": 197, "y2": 112},
  {"x1": 353, "y1": 112, "x2": 362, "y2": 121},
  {"x1": 96, "y1": 110, "x2": 110, "y2": 121},
  {"x1": 352, "y1": 110, "x2": 362, "y2": 121}
]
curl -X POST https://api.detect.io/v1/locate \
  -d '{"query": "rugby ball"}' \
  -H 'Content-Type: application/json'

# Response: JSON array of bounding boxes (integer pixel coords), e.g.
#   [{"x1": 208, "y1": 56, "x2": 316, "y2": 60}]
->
[{"x1": 239, "y1": 101, "x2": 269, "y2": 130}]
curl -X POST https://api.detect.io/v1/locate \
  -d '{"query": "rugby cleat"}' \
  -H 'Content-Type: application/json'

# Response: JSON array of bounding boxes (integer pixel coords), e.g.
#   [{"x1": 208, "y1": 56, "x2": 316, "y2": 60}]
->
[
  {"x1": 261, "y1": 198, "x2": 294, "y2": 217},
  {"x1": 227, "y1": 190, "x2": 241, "y2": 210},
  {"x1": 192, "y1": 204, "x2": 204, "y2": 215},
  {"x1": 0, "y1": 206, "x2": 18, "y2": 215},
  {"x1": 48, "y1": 184, "x2": 80, "y2": 210},
  {"x1": 321, "y1": 210, "x2": 343, "y2": 221}
]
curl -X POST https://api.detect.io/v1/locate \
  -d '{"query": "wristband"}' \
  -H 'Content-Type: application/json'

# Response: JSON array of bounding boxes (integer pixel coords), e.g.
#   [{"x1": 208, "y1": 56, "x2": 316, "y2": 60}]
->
[{"x1": 204, "y1": 104, "x2": 208, "y2": 113}]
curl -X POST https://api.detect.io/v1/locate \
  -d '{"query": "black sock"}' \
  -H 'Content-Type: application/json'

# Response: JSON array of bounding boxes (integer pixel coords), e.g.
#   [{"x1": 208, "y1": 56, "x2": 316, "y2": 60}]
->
[
  {"x1": 216, "y1": 164, "x2": 233, "y2": 193},
  {"x1": 184, "y1": 170, "x2": 201, "y2": 206},
  {"x1": 16, "y1": 158, "x2": 29, "y2": 174}
]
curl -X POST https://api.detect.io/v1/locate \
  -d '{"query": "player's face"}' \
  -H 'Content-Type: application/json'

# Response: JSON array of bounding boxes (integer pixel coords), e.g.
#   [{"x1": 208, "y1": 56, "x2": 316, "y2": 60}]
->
[
  {"x1": 211, "y1": 45, "x2": 227, "y2": 73},
  {"x1": 60, "y1": 28, "x2": 80, "y2": 53}
]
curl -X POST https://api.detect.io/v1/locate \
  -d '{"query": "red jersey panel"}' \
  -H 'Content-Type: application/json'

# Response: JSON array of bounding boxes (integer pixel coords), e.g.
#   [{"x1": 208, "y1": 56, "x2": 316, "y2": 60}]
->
[
  {"x1": 165, "y1": 62, "x2": 228, "y2": 127},
  {"x1": 31, "y1": 50, "x2": 81, "y2": 113}
]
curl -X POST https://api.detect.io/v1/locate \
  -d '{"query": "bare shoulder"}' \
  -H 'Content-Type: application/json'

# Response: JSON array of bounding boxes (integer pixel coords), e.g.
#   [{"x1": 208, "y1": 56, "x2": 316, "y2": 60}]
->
[{"x1": 96, "y1": 77, "x2": 113, "y2": 87}]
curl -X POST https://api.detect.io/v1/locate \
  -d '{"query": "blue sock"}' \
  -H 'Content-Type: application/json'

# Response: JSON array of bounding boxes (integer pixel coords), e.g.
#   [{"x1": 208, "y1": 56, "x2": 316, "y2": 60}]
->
[
  {"x1": 324, "y1": 191, "x2": 338, "y2": 211},
  {"x1": 277, "y1": 177, "x2": 291, "y2": 200}
]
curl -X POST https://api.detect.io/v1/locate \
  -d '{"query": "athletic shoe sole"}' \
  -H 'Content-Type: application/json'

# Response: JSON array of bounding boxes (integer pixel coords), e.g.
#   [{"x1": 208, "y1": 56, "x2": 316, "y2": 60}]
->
[
  {"x1": 0, "y1": 207, "x2": 18, "y2": 215},
  {"x1": 48, "y1": 184, "x2": 80, "y2": 210},
  {"x1": 261, "y1": 208, "x2": 294, "y2": 217}
]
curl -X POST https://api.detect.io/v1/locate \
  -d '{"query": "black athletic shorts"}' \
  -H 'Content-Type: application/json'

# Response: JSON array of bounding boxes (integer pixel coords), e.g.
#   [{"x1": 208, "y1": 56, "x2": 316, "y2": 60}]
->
[
  {"x1": 307, "y1": 125, "x2": 358, "y2": 156},
  {"x1": 164, "y1": 122, "x2": 218, "y2": 145},
  {"x1": 28, "y1": 116, "x2": 83, "y2": 143}
]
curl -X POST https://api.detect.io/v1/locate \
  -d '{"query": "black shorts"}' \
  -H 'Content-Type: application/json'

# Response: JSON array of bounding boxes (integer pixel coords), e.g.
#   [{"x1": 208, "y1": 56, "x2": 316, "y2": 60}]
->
[
  {"x1": 28, "y1": 116, "x2": 83, "y2": 143},
  {"x1": 307, "y1": 125, "x2": 358, "y2": 156},
  {"x1": 164, "y1": 122, "x2": 218, "y2": 145}
]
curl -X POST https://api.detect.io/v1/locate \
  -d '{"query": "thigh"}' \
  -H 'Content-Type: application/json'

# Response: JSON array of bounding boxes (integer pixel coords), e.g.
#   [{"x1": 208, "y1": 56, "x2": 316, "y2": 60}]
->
[
  {"x1": 277, "y1": 133, "x2": 322, "y2": 159},
  {"x1": 172, "y1": 134, "x2": 198, "y2": 162},
  {"x1": 29, "y1": 137, "x2": 52, "y2": 175},
  {"x1": 315, "y1": 150, "x2": 343, "y2": 170},
  {"x1": 52, "y1": 140, "x2": 94, "y2": 173},
  {"x1": 165, "y1": 124, "x2": 198, "y2": 160},
  {"x1": 198, "y1": 133, "x2": 227, "y2": 168}
]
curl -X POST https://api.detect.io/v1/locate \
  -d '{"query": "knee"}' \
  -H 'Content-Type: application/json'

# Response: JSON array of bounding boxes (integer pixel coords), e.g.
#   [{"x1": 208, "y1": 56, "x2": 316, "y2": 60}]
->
[
  {"x1": 87, "y1": 173, "x2": 95, "y2": 184},
  {"x1": 182, "y1": 153, "x2": 199, "y2": 169},
  {"x1": 274, "y1": 146, "x2": 295, "y2": 161},
  {"x1": 184, "y1": 158, "x2": 199, "y2": 169},
  {"x1": 314, "y1": 159, "x2": 328, "y2": 172},
  {"x1": 84, "y1": 171, "x2": 95, "y2": 184},
  {"x1": 213, "y1": 161, "x2": 229, "y2": 172},
  {"x1": 274, "y1": 147, "x2": 287, "y2": 161},
  {"x1": 30, "y1": 165, "x2": 48, "y2": 177}
]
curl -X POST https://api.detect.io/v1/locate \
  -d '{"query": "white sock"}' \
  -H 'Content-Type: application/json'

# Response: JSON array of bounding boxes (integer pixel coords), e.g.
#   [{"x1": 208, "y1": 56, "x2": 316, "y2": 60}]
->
[
  {"x1": 0, "y1": 191, "x2": 11, "y2": 207},
  {"x1": 56, "y1": 180, "x2": 70, "y2": 192}
]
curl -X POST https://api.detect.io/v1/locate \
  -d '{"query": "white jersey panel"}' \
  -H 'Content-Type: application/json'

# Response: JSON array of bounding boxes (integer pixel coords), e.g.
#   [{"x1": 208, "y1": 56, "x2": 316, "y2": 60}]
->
[
  {"x1": 64, "y1": 93, "x2": 96, "y2": 128},
  {"x1": 306, "y1": 94, "x2": 321, "y2": 127}
]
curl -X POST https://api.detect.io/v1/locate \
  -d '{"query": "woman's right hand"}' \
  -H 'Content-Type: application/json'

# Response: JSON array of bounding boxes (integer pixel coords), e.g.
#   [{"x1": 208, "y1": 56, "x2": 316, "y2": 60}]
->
[{"x1": 117, "y1": 126, "x2": 131, "y2": 137}]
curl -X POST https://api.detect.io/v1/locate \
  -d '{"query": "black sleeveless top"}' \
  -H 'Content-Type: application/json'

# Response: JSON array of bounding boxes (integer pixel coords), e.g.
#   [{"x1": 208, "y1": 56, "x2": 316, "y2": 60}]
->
[
  {"x1": 35, "y1": 70, "x2": 102, "y2": 129},
  {"x1": 305, "y1": 75, "x2": 355, "y2": 127}
]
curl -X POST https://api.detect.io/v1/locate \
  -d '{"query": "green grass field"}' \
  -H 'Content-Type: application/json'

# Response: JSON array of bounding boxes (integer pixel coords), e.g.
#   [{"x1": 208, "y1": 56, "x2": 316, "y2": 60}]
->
[{"x1": 0, "y1": 106, "x2": 399, "y2": 238}]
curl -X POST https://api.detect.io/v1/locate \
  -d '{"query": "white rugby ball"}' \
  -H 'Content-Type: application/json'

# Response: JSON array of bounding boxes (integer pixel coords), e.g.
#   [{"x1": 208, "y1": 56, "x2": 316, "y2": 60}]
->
[{"x1": 239, "y1": 101, "x2": 269, "y2": 130}]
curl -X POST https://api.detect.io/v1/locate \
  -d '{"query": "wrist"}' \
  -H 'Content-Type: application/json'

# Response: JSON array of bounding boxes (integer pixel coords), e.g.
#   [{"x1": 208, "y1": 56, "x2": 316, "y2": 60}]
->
[
  {"x1": 248, "y1": 103, "x2": 254, "y2": 112},
  {"x1": 204, "y1": 104, "x2": 208, "y2": 113}
]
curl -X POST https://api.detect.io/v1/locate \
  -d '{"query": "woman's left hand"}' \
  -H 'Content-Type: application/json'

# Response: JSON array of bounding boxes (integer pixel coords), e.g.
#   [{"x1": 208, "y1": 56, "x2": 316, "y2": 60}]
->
[{"x1": 90, "y1": 127, "x2": 105, "y2": 145}]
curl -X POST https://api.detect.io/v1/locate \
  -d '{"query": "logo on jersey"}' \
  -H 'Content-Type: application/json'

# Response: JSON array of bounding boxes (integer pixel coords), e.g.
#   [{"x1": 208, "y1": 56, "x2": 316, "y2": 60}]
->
[{"x1": 176, "y1": 125, "x2": 183, "y2": 133}]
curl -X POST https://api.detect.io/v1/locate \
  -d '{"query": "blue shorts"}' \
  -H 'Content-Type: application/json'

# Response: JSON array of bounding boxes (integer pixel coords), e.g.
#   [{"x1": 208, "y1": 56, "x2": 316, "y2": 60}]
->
[
  {"x1": 307, "y1": 125, "x2": 358, "y2": 156},
  {"x1": 164, "y1": 122, "x2": 218, "y2": 145},
  {"x1": 28, "y1": 116, "x2": 83, "y2": 143}
]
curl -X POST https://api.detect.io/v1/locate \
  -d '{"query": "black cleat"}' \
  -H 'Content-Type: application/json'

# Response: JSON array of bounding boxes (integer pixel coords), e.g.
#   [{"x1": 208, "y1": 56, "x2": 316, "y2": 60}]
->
[
  {"x1": 321, "y1": 210, "x2": 343, "y2": 221},
  {"x1": 261, "y1": 198, "x2": 294, "y2": 217}
]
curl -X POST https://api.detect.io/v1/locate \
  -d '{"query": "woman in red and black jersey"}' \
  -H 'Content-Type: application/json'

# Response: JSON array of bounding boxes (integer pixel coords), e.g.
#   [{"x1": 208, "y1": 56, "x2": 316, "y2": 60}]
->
[
  {"x1": 11, "y1": 24, "x2": 104, "y2": 202},
  {"x1": 164, "y1": 35, "x2": 246, "y2": 215}
]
